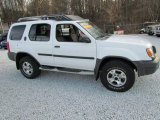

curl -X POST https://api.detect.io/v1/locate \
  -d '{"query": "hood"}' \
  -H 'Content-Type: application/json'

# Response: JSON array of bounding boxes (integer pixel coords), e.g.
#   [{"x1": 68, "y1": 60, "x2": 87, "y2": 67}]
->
[{"x1": 98, "y1": 35, "x2": 152, "y2": 48}]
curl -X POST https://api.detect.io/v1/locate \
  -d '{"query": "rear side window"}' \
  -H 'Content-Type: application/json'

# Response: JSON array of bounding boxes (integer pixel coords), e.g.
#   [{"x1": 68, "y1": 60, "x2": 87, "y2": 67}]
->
[
  {"x1": 29, "y1": 24, "x2": 51, "y2": 41},
  {"x1": 10, "y1": 25, "x2": 26, "y2": 40}
]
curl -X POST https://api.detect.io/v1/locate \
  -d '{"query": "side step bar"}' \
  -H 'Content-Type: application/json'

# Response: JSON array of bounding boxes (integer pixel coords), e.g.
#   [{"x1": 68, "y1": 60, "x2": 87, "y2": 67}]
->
[{"x1": 39, "y1": 66, "x2": 94, "y2": 75}]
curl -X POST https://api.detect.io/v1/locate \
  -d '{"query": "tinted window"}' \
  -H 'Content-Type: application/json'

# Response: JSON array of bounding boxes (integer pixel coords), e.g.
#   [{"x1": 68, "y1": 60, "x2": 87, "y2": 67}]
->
[
  {"x1": 29, "y1": 24, "x2": 51, "y2": 41},
  {"x1": 79, "y1": 21, "x2": 106, "y2": 39},
  {"x1": 10, "y1": 25, "x2": 26, "y2": 40},
  {"x1": 2, "y1": 35, "x2": 7, "y2": 41}
]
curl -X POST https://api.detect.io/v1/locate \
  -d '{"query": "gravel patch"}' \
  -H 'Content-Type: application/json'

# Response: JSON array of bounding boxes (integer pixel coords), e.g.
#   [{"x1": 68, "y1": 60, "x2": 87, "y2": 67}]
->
[{"x1": 0, "y1": 34, "x2": 160, "y2": 120}]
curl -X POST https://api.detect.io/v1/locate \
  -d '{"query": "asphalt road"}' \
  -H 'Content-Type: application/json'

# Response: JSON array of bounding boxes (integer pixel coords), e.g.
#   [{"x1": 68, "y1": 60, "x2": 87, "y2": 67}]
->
[{"x1": 0, "y1": 34, "x2": 160, "y2": 120}]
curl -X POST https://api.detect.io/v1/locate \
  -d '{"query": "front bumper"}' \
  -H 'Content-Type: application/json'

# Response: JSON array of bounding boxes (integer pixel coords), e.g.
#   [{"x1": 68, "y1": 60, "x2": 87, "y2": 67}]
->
[
  {"x1": 156, "y1": 32, "x2": 160, "y2": 35},
  {"x1": 134, "y1": 56, "x2": 160, "y2": 76}
]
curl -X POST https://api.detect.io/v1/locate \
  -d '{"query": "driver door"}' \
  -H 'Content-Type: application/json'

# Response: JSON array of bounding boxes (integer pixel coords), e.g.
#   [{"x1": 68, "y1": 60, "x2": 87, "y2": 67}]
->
[{"x1": 53, "y1": 23, "x2": 96, "y2": 71}]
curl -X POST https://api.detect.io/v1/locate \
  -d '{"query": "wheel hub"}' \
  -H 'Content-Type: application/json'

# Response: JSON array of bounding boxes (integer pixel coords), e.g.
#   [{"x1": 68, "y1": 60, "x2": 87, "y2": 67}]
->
[
  {"x1": 22, "y1": 62, "x2": 33, "y2": 76},
  {"x1": 107, "y1": 69, "x2": 127, "y2": 87}
]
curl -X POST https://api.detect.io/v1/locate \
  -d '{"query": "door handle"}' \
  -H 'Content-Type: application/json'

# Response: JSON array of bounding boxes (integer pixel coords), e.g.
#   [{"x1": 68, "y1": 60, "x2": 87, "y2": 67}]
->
[{"x1": 54, "y1": 46, "x2": 60, "y2": 48}]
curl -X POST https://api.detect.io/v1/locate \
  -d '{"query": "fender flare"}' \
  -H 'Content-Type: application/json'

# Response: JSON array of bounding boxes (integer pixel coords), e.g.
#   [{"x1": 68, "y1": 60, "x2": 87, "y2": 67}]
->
[
  {"x1": 94, "y1": 56, "x2": 138, "y2": 80},
  {"x1": 16, "y1": 52, "x2": 40, "y2": 69}
]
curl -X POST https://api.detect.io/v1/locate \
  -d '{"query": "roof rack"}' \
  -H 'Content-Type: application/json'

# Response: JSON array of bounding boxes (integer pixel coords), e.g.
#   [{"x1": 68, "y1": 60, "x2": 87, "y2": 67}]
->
[{"x1": 17, "y1": 15, "x2": 84, "y2": 22}]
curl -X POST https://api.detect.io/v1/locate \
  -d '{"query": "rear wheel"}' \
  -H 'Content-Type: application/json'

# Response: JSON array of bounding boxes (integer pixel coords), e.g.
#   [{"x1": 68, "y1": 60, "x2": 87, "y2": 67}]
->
[
  {"x1": 100, "y1": 60, "x2": 135, "y2": 92},
  {"x1": 19, "y1": 56, "x2": 41, "y2": 79}
]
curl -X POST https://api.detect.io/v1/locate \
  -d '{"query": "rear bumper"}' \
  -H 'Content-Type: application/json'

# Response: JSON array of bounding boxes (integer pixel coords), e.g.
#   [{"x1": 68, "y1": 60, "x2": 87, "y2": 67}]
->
[
  {"x1": 134, "y1": 56, "x2": 160, "y2": 76},
  {"x1": 8, "y1": 52, "x2": 16, "y2": 61}
]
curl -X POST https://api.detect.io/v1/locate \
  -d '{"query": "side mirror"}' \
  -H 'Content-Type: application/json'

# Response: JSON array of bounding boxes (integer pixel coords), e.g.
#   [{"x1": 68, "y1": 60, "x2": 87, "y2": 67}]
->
[{"x1": 79, "y1": 37, "x2": 91, "y2": 43}]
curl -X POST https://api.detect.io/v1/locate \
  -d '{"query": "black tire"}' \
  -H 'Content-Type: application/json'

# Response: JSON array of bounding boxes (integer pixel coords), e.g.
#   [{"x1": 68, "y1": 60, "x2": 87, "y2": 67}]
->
[
  {"x1": 156, "y1": 34, "x2": 160, "y2": 37},
  {"x1": 148, "y1": 33, "x2": 154, "y2": 36},
  {"x1": 19, "y1": 56, "x2": 41, "y2": 79},
  {"x1": 139, "y1": 31, "x2": 144, "y2": 34},
  {"x1": 100, "y1": 60, "x2": 135, "y2": 92}
]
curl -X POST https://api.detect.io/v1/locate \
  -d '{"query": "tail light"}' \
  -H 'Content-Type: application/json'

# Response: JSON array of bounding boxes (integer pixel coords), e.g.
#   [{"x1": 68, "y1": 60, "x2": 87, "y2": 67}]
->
[{"x1": 7, "y1": 42, "x2": 10, "y2": 53}]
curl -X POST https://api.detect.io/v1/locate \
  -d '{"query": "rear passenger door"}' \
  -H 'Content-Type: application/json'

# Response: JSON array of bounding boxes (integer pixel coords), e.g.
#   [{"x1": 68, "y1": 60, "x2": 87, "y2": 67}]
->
[{"x1": 18, "y1": 21, "x2": 55, "y2": 66}]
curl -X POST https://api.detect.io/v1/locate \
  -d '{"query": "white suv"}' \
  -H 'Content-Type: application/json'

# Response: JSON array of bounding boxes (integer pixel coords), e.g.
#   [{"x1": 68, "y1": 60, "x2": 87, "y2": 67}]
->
[{"x1": 7, "y1": 15, "x2": 159, "y2": 92}]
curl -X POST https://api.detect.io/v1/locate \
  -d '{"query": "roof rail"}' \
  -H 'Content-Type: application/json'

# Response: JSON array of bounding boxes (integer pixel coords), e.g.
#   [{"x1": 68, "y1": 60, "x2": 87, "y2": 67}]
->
[
  {"x1": 17, "y1": 14, "x2": 83, "y2": 22},
  {"x1": 18, "y1": 16, "x2": 44, "y2": 22}
]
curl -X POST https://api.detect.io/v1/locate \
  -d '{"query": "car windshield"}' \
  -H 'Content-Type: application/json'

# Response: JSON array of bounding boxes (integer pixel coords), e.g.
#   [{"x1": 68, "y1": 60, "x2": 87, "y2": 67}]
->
[{"x1": 78, "y1": 21, "x2": 107, "y2": 39}]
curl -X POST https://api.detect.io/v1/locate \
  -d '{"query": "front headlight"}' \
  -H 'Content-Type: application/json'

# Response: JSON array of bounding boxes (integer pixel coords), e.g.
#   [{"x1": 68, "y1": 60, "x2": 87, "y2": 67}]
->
[{"x1": 146, "y1": 48, "x2": 154, "y2": 58}]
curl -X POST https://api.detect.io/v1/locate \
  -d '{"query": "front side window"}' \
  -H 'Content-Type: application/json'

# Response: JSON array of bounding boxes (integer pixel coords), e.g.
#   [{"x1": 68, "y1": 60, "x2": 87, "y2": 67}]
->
[
  {"x1": 56, "y1": 24, "x2": 90, "y2": 42},
  {"x1": 10, "y1": 25, "x2": 26, "y2": 40},
  {"x1": 29, "y1": 24, "x2": 51, "y2": 41}
]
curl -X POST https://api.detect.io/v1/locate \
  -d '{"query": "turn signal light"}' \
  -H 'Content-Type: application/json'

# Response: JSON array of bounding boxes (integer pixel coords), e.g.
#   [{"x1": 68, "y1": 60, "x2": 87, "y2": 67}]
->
[{"x1": 146, "y1": 48, "x2": 153, "y2": 58}]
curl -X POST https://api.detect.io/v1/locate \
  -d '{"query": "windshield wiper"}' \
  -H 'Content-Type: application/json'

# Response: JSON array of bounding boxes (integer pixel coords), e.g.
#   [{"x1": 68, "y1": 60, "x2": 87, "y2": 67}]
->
[
  {"x1": 96, "y1": 33, "x2": 111, "y2": 40},
  {"x1": 96, "y1": 35, "x2": 105, "y2": 39}
]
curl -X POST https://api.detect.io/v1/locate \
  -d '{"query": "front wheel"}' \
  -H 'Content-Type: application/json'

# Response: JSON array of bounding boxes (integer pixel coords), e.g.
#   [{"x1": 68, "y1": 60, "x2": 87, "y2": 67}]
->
[
  {"x1": 156, "y1": 34, "x2": 160, "y2": 37},
  {"x1": 19, "y1": 56, "x2": 41, "y2": 79},
  {"x1": 100, "y1": 60, "x2": 135, "y2": 92},
  {"x1": 148, "y1": 32, "x2": 154, "y2": 36},
  {"x1": 139, "y1": 31, "x2": 144, "y2": 34}
]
